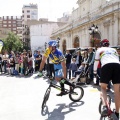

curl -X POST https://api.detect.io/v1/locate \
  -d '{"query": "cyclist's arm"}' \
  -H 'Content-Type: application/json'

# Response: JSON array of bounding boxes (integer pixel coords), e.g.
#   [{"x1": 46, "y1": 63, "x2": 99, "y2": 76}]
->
[
  {"x1": 39, "y1": 48, "x2": 50, "y2": 71},
  {"x1": 93, "y1": 50, "x2": 100, "y2": 73},
  {"x1": 61, "y1": 60, "x2": 67, "y2": 79},
  {"x1": 94, "y1": 60, "x2": 99, "y2": 73}
]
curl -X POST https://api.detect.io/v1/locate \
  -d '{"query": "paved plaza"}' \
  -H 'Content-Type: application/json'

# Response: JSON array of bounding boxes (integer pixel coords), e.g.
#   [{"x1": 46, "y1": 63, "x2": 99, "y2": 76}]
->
[{"x1": 0, "y1": 73, "x2": 115, "y2": 120}]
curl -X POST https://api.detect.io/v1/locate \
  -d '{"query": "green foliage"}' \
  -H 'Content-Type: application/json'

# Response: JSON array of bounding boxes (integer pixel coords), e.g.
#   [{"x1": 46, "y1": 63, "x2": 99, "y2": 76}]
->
[{"x1": 2, "y1": 32, "x2": 23, "y2": 52}]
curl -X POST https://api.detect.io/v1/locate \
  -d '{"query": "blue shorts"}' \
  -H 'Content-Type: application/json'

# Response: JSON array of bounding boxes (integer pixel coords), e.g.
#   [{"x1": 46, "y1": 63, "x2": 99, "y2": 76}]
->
[{"x1": 54, "y1": 64, "x2": 63, "y2": 78}]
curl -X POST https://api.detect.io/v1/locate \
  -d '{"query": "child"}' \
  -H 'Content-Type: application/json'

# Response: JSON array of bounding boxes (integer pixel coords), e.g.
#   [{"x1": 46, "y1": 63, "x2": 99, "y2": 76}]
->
[
  {"x1": 74, "y1": 62, "x2": 85, "y2": 77},
  {"x1": 69, "y1": 58, "x2": 78, "y2": 78},
  {"x1": 71, "y1": 62, "x2": 85, "y2": 82}
]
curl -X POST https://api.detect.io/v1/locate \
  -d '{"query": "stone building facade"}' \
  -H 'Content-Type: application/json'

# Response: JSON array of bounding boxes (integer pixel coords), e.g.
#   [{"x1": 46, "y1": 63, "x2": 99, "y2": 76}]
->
[{"x1": 51, "y1": 0, "x2": 120, "y2": 52}]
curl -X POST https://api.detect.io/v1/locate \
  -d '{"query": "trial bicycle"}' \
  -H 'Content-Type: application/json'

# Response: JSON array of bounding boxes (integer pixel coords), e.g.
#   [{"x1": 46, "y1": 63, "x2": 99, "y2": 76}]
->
[
  {"x1": 41, "y1": 77, "x2": 84, "y2": 111},
  {"x1": 99, "y1": 94, "x2": 119, "y2": 120}
]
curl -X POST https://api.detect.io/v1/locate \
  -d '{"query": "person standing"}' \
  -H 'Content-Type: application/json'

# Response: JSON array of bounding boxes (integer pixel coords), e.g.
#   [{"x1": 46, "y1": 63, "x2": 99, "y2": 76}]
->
[
  {"x1": 65, "y1": 50, "x2": 72, "y2": 79},
  {"x1": 28, "y1": 51, "x2": 34, "y2": 74},
  {"x1": 87, "y1": 47, "x2": 95, "y2": 81},
  {"x1": 36, "y1": 51, "x2": 42, "y2": 72},
  {"x1": 74, "y1": 50, "x2": 82, "y2": 68}
]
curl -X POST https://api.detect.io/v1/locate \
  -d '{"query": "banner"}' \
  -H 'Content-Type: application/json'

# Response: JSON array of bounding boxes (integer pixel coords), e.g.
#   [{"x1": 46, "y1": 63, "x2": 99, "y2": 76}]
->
[{"x1": 0, "y1": 40, "x2": 4, "y2": 52}]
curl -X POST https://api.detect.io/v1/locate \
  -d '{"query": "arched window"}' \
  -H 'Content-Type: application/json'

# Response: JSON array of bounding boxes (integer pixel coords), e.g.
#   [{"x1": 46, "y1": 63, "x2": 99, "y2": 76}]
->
[{"x1": 74, "y1": 37, "x2": 79, "y2": 48}]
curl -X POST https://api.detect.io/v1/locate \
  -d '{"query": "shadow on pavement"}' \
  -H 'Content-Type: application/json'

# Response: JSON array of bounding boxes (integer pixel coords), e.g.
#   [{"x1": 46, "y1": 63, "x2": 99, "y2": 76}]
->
[{"x1": 41, "y1": 101, "x2": 84, "y2": 120}]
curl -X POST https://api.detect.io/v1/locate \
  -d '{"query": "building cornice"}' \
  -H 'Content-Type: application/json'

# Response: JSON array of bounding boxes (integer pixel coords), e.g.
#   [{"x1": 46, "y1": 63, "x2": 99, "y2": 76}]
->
[{"x1": 51, "y1": 1, "x2": 120, "y2": 37}]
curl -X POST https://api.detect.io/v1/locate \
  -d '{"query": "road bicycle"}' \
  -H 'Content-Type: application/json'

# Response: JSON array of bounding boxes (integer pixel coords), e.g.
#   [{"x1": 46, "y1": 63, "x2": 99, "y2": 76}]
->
[
  {"x1": 41, "y1": 77, "x2": 84, "y2": 111},
  {"x1": 99, "y1": 94, "x2": 119, "y2": 120}
]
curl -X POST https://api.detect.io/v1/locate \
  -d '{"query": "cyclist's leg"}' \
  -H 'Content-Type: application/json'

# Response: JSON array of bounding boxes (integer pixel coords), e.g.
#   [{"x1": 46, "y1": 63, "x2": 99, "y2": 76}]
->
[
  {"x1": 112, "y1": 63, "x2": 120, "y2": 118},
  {"x1": 100, "y1": 83, "x2": 108, "y2": 106},
  {"x1": 100, "y1": 64, "x2": 112, "y2": 116},
  {"x1": 113, "y1": 84, "x2": 120, "y2": 117}
]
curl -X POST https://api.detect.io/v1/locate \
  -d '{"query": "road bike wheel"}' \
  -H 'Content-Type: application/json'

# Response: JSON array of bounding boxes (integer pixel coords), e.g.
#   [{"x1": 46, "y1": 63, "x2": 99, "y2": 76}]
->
[
  {"x1": 99, "y1": 94, "x2": 111, "y2": 114},
  {"x1": 69, "y1": 85, "x2": 84, "y2": 102},
  {"x1": 41, "y1": 87, "x2": 51, "y2": 111}
]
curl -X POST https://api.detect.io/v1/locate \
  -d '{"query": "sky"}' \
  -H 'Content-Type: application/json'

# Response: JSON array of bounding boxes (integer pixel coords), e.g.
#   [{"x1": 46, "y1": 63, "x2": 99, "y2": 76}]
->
[{"x1": 0, "y1": 0, "x2": 78, "y2": 21}]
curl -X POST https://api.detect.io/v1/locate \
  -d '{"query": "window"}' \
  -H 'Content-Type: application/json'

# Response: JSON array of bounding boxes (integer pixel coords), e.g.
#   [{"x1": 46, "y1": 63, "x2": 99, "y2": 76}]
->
[
  {"x1": 3, "y1": 25, "x2": 7, "y2": 27},
  {"x1": 8, "y1": 25, "x2": 11, "y2": 27},
  {"x1": 17, "y1": 24, "x2": 22, "y2": 27},
  {"x1": 17, "y1": 21, "x2": 22, "y2": 24},
  {"x1": 13, "y1": 24, "x2": 16, "y2": 27},
  {"x1": 22, "y1": 10, "x2": 24, "y2": 13},
  {"x1": 27, "y1": 10, "x2": 30, "y2": 13},
  {"x1": 27, "y1": 15, "x2": 30, "y2": 18},
  {"x1": 8, "y1": 21, "x2": 11, "y2": 23},
  {"x1": 13, "y1": 28, "x2": 16, "y2": 30},
  {"x1": 13, "y1": 21, "x2": 16, "y2": 23},
  {"x1": 3, "y1": 21, "x2": 7, "y2": 23}
]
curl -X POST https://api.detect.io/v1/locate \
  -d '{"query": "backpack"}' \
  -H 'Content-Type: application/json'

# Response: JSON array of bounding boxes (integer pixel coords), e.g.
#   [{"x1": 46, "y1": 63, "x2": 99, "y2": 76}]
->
[{"x1": 13, "y1": 70, "x2": 19, "y2": 75}]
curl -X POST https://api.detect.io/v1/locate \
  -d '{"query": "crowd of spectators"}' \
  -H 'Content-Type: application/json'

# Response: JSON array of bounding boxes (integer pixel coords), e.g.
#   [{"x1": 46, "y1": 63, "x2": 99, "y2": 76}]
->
[
  {"x1": 1, "y1": 47, "x2": 120, "y2": 91},
  {"x1": 0, "y1": 50, "x2": 42, "y2": 76}
]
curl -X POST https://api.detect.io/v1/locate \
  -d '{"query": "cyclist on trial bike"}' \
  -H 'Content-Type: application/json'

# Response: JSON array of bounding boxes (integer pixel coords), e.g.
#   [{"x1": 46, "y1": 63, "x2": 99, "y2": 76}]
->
[
  {"x1": 38, "y1": 40, "x2": 75, "y2": 96},
  {"x1": 94, "y1": 39, "x2": 120, "y2": 118}
]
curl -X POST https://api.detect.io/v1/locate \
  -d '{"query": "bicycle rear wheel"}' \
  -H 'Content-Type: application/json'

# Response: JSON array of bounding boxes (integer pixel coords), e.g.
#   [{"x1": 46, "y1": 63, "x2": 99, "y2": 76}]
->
[
  {"x1": 69, "y1": 85, "x2": 84, "y2": 102},
  {"x1": 99, "y1": 94, "x2": 111, "y2": 114},
  {"x1": 41, "y1": 87, "x2": 51, "y2": 111}
]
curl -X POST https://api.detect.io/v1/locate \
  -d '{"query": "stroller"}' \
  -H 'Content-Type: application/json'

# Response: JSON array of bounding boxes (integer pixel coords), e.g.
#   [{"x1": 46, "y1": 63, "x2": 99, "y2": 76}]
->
[{"x1": 71, "y1": 64, "x2": 92, "y2": 85}]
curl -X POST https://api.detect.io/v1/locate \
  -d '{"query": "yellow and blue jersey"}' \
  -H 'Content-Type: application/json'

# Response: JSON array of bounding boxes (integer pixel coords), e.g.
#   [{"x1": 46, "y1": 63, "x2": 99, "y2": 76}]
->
[{"x1": 44, "y1": 48, "x2": 65, "y2": 64}]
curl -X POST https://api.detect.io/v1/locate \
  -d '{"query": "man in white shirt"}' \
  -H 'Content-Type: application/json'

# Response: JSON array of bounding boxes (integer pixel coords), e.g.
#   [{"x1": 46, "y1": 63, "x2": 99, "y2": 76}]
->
[{"x1": 94, "y1": 39, "x2": 120, "y2": 118}]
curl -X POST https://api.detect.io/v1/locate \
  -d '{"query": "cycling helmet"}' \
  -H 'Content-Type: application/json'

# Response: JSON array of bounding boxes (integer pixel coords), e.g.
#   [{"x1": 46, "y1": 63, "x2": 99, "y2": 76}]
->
[
  {"x1": 48, "y1": 40, "x2": 57, "y2": 47},
  {"x1": 100, "y1": 39, "x2": 109, "y2": 47}
]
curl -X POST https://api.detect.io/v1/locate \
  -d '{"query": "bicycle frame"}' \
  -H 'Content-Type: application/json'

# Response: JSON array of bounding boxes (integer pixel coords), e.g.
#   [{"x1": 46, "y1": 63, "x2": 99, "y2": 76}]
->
[
  {"x1": 48, "y1": 81, "x2": 78, "y2": 95},
  {"x1": 100, "y1": 95, "x2": 118, "y2": 120}
]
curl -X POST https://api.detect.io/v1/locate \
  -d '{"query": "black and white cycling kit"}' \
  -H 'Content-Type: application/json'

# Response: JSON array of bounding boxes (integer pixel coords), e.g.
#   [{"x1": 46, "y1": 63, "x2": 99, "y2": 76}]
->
[{"x1": 94, "y1": 47, "x2": 120, "y2": 84}]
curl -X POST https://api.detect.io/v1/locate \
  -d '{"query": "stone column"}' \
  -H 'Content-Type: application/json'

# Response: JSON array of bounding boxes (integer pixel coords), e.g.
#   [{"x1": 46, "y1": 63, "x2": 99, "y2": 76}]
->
[
  {"x1": 118, "y1": 17, "x2": 120, "y2": 45},
  {"x1": 113, "y1": 13, "x2": 119, "y2": 46}
]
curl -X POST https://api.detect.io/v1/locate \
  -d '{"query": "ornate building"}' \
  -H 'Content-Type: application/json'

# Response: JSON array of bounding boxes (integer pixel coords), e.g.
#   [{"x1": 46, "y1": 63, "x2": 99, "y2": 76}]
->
[{"x1": 51, "y1": 0, "x2": 120, "y2": 52}]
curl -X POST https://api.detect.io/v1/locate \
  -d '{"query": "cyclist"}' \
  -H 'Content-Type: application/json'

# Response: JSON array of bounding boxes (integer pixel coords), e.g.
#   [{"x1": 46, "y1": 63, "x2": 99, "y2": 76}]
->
[
  {"x1": 94, "y1": 39, "x2": 120, "y2": 118},
  {"x1": 38, "y1": 40, "x2": 75, "y2": 96}
]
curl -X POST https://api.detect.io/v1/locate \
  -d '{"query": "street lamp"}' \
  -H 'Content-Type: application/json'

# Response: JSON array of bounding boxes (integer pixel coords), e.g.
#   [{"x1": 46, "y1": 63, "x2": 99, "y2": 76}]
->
[
  {"x1": 44, "y1": 42, "x2": 47, "y2": 49},
  {"x1": 89, "y1": 24, "x2": 98, "y2": 47},
  {"x1": 57, "y1": 37, "x2": 60, "y2": 48}
]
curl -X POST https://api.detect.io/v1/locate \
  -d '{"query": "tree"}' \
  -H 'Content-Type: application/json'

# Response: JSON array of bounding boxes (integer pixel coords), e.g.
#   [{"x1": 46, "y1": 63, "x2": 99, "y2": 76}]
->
[{"x1": 3, "y1": 32, "x2": 23, "y2": 52}]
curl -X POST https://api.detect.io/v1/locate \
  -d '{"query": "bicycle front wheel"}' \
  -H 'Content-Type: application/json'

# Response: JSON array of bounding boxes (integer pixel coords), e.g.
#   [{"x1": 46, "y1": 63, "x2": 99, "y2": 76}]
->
[
  {"x1": 41, "y1": 87, "x2": 51, "y2": 111},
  {"x1": 99, "y1": 94, "x2": 111, "y2": 114},
  {"x1": 69, "y1": 86, "x2": 84, "y2": 102}
]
